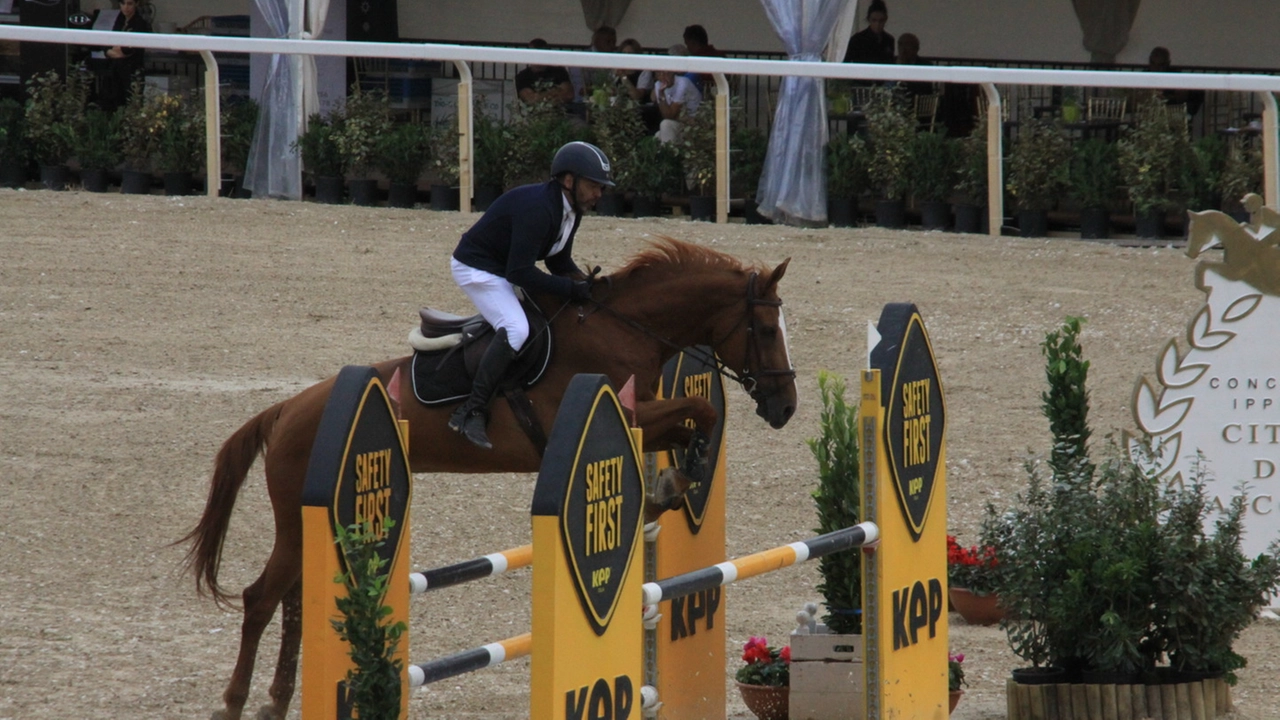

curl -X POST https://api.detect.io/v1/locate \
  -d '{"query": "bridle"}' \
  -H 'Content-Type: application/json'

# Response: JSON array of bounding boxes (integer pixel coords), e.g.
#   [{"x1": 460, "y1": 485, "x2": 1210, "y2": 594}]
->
[{"x1": 579, "y1": 271, "x2": 796, "y2": 398}]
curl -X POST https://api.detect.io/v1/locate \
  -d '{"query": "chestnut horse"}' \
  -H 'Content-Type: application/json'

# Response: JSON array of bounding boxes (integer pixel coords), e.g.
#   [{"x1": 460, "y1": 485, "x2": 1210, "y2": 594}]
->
[{"x1": 180, "y1": 238, "x2": 797, "y2": 720}]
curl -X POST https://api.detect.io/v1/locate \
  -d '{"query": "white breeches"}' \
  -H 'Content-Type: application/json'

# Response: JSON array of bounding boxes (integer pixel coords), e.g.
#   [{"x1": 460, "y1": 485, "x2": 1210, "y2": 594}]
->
[{"x1": 451, "y1": 258, "x2": 530, "y2": 351}]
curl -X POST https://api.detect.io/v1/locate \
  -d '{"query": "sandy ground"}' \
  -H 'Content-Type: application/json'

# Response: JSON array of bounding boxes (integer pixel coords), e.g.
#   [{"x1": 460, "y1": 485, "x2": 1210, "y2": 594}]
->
[{"x1": 0, "y1": 190, "x2": 1276, "y2": 720}]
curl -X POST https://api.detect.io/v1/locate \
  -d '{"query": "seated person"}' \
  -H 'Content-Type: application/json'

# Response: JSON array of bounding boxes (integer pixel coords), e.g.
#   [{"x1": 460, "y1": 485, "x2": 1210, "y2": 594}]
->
[
  {"x1": 516, "y1": 38, "x2": 574, "y2": 107},
  {"x1": 894, "y1": 33, "x2": 933, "y2": 99},
  {"x1": 652, "y1": 46, "x2": 702, "y2": 144},
  {"x1": 1146, "y1": 46, "x2": 1204, "y2": 119},
  {"x1": 844, "y1": 0, "x2": 894, "y2": 65},
  {"x1": 614, "y1": 38, "x2": 653, "y2": 104}
]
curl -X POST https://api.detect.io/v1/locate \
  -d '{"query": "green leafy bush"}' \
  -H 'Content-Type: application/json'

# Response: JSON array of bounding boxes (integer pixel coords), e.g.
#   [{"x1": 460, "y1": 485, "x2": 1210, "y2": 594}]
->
[
  {"x1": 154, "y1": 91, "x2": 206, "y2": 173},
  {"x1": 24, "y1": 69, "x2": 88, "y2": 165},
  {"x1": 907, "y1": 130, "x2": 957, "y2": 203},
  {"x1": 953, "y1": 115, "x2": 988, "y2": 205},
  {"x1": 1068, "y1": 139, "x2": 1119, "y2": 210},
  {"x1": 807, "y1": 371, "x2": 862, "y2": 635},
  {"x1": 863, "y1": 87, "x2": 915, "y2": 200},
  {"x1": 0, "y1": 97, "x2": 26, "y2": 165},
  {"x1": 333, "y1": 89, "x2": 392, "y2": 177},
  {"x1": 589, "y1": 85, "x2": 647, "y2": 194},
  {"x1": 1118, "y1": 92, "x2": 1190, "y2": 214},
  {"x1": 503, "y1": 99, "x2": 583, "y2": 188},
  {"x1": 677, "y1": 97, "x2": 717, "y2": 196},
  {"x1": 221, "y1": 98, "x2": 259, "y2": 176},
  {"x1": 75, "y1": 108, "x2": 123, "y2": 170},
  {"x1": 731, "y1": 125, "x2": 769, "y2": 199},
  {"x1": 472, "y1": 108, "x2": 509, "y2": 190},
  {"x1": 826, "y1": 133, "x2": 870, "y2": 199},
  {"x1": 374, "y1": 122, "x2": 430, "y2": 186},
  {"x1": 294, "y1": 112, "x2": 345, "y2": 178},
  {"x1": 1006, "y1": 117, "x2": 1070, "y2": 211},
  {"x1": 628, "y1": 136, "x2": 683, "y2": 199}
]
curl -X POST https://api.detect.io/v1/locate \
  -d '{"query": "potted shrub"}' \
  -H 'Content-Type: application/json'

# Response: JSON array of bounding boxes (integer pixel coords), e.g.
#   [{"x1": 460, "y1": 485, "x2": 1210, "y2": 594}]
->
[
  {"x1": 153, "y1": 91, "x2": 206, "y2": 196},
  {"x1": 677, "y1": 97, "x2": 717, "y2": 221},
  {"x1": 472, "y1": 108, "x2": 508, "y2": 210},
  {"x1": 220, "y1": 98, "x2": 259, "y2": 198},
  {"x1": 74, "y1": 108, "x2": 123, "y2": 193},
  {"x1": 0, "y1": 97, "x2": 28, "y2": 188},
  {"x1": 333, "y1": 88, "x2": 392, "y2": 206},
  {"x1": 825, "y1": 134, "x2": 869, "y2": 228},
  {"x1": 1182, "y1": 135, "x2": 1227, "y2": 215},
  {"x1": 425, "y1": 120, "x2": 460, "y2": 211},
  {"x1": 953, "y1": 115, "x2": 988, "y2": 234},
  {"x1": 628, "y1": 136, "x2": 682, "y2": 217},
  {"x1": 374, "y1": 122, "x2": 429, "y2": 208},
  {"x1": 294, "y1": 112, "x2": 346, "y2": 204},
  {"x1": 732, "y1": 125, "x2": 770, "y2": 224},
  {"x1": 502, "y1": 98, "x2": 578, "y2": 190},
  {"x1": 24, "y1": 69, "x2": 88, "y2": 190},
  {"x1": 907, "y1": 130, "x2": 957, "y2": 230},
  {"x1": 1067, "y1": 138, "x2": 1119, "y2": 240},
  {"x1": 734, "y1": 636, "x2": 790, "y2": 720},
  {"x1": 118, "y1": 78, "x2": 162, "y2": 194},
  {"x1": 1118, "y1": 92, "x2": 1190, "y2": 237},
  {"x1": 1006, "y1": 117, "x2": 1069, "y2": 237},
  {"x1": 863, "y1": 87, "x2": 915, "y2": 228},
  {"x1": 1217, "y1": 137, "x2": 1262, "y2": 219},
  {"x1": 807, "y1": 371, "x2": 863, "y2": 635},
  {"x1": 589, "y1": 85, "x2": 646, "y2": 216}
]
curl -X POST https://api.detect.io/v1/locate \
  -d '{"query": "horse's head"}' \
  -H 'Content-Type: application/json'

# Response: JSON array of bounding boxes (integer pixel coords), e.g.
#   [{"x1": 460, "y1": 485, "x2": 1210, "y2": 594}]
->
[{"x1": 725, "y1": 258, "x2": 798, "y2": 429}]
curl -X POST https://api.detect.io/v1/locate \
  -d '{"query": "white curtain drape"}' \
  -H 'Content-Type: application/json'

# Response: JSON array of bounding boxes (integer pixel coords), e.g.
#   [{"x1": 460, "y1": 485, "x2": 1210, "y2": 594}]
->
[
  {"x1": 302, "y1": 0, "x2": 331, "y2": 119},
  {"x1": 1071, "y1": 0, "x2": 1142, "y2": 64},
  {"x1": 755, "y1": 0, "x2": 847, "y2": 225},
  {"x1": 825, "y1": 0, "x2": 858, "y2": 63},
  {"x1": 244, "y1": 0, "x2": 302, "y2": 199}
]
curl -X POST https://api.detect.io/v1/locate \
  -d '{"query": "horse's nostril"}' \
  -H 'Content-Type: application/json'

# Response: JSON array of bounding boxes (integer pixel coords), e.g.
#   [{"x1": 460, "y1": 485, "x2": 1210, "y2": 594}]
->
[{"x1": 783, "y1": 405, "x2": 795, "y2": 420}]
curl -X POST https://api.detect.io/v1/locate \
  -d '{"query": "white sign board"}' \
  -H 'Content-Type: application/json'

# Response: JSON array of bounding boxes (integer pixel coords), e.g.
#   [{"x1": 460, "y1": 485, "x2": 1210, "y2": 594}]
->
[
  {"x1": 431, "y1": 78, "x2": 513, "y2": 125},
  {"x1": 1129, "y1": 198, "x2": 1280, "y2": 563}
]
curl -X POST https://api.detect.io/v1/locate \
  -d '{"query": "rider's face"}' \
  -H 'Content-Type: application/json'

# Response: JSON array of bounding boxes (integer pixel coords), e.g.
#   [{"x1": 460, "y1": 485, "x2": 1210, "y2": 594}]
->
[{"x1": 565, "y1": 176, "x2": 604, "y2": 209}]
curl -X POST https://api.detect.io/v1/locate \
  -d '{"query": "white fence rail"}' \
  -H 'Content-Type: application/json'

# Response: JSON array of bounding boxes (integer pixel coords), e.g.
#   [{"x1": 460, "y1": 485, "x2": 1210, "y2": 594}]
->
[{"x1": 2, "y1": 25, "x2": 1276, "y2": 230}]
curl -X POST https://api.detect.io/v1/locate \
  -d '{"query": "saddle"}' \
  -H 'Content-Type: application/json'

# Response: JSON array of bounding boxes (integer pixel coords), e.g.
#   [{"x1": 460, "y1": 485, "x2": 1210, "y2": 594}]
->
[{"x1": 407, "y1": 297, "x2": 552, "y2": 407}]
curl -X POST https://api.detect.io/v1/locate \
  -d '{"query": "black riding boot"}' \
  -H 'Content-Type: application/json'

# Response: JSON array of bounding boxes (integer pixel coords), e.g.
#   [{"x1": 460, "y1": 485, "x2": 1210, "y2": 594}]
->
[{"x1": 448, "y1": 329, "x2": 517, "y2": 449}]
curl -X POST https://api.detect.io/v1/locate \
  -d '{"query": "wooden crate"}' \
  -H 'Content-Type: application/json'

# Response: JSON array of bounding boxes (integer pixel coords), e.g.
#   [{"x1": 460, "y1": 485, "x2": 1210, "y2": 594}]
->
[
  {"x1": 789, "y1": 631, "x2": 865, "y2": 720},
  {"x1": 1004, "y1": 677, "x2": 1232, "y2": 720}
]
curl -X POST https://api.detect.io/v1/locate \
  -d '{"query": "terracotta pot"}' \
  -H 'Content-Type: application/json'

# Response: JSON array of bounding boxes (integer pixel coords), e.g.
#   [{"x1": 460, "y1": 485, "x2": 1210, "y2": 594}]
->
[
  {"x1": 736, "y1": 681, "x2": 789, "y2": 720},
  {"x1": 949, "y1": 689, "x2": 963, "y2": 714},
  {"x1": 949, "y1": 587, "x2": 1004, "y2": 625}
]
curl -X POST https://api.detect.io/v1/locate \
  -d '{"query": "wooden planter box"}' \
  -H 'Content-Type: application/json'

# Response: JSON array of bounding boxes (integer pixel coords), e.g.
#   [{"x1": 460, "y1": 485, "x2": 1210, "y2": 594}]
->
[
  {"x1": 788, "y1": 629, "x2": 865, "y2": 720},
  {"x1": 1005, "y1": 677, "x2": 1232, "y2": 720}
]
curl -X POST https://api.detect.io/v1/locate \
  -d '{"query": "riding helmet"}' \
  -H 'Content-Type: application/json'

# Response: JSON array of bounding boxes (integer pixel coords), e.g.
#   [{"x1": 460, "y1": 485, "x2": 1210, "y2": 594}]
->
[{"x1": 550, "y1": 141, "x2": 615, "y2": 187}]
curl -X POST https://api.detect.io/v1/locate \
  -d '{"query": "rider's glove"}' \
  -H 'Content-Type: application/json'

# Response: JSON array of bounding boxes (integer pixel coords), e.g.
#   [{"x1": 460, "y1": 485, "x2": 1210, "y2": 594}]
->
[{"x1": 570, "y1": 280, "x2": 593, "y2": 303}]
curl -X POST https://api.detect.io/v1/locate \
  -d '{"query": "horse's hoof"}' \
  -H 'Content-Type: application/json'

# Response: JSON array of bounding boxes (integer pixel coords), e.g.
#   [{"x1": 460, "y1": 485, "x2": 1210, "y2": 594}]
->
[
  {"x1": 255, "y1": 706, "x2": 284, "y2": 720},
  {"x1": 210, "y1": 710, "x2": 236, "y2": 720}
]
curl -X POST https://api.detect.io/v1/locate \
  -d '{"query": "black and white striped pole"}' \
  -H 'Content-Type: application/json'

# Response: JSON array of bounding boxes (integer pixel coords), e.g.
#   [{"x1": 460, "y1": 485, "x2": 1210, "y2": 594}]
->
[{"x1": 408, "y1": 544, "x2": 532, "y2": 594}]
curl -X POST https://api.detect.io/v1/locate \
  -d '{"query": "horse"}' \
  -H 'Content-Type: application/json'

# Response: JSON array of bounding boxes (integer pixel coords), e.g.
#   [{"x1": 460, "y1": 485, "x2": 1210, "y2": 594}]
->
[
  {"x1": 1186, "y1": 198, "x2": 1280, "y2": 297},
  {"x1": 179, "y1": 237, "x2": 798, "y2": 720}
]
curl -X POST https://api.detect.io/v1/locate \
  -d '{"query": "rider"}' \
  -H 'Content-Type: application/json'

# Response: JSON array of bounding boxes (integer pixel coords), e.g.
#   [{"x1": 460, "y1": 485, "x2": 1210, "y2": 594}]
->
[{"x1": 448, "y1": 141, "x2": 613, "y2": 449}]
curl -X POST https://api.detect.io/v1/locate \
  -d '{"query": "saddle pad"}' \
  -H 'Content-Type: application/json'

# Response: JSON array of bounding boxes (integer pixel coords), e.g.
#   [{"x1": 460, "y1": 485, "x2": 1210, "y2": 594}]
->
[{"x1": 410, "y1": 328, "x2": 553, "y2": 406}]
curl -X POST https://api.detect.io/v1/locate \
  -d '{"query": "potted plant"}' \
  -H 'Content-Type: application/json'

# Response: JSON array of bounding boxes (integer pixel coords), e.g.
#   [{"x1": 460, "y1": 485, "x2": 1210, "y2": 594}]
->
[
  {"x1": 677, "y1": 97, "x2": 717, "y2": 221},
  {"x1": 628, "y1": 136, "x2": 682, "y2": 217},
  {"x1": 117, "y1": 78, "x2": 163, "y2": 194},
  {"x1": 825, "y1": 134, "x2": 869, "y2": 228},
  {"x1": 0, "y1": 97, "x2": 28, "y2": 188},
  {"x1": 908, "y1": 130, "x2": 957, "y2": 230},
  {"x1": 948, "y1": 652, "x2": 967, "y2": 712},
  {"x1": 294, "y1": 112, "x2": 346, "y2": 204},
  {"x1": 152, "y1": 90, "x2": 206, "y2": 196},
  {"x1": 425, "y1": 120, "x2": 460, "y2": 211},
  {"x1": 863, "y1": 87, "x2": 915, "y2": 228},
  {"x1": 74, "y1": 108, "x2": 123, "y2": 192},
  {"x1": 807, "y1": 371, "x2": 863, "y2": 635},
  {"x1": 374, "y1": 122, "x2": 429, "y2": 208},
  {"x1": 1118, "y1": 92, "x2": 1189, "y2": 237},
  {"x1": 953, "y1": 115, "x2": 988, "y2": 234},
  {"x1": 472, "y1": 108, "x2": 508, "y2": 210},
  {"x1": 589, "y1": 85, "x2": 646, "y2": 216},
  {"x1": 1182, "y1": 135, "x2": 1227, "y2": 215},
  {"x1": 945, "y1": 535, "x2": 1003, "y2": 625},
  {"x1": 502, "y1": 98, "x2": 578, "y2": 190},
  {"x1": 732, "y1": 125, "x2": 770, "y2": 224},
  {"x1": 1067, "y1": 138, "x2": 1119, "y2": 239},
  {"x1": 1217, "y1": 137, "x2": 1262, "y2": 219},
  {"x1": 1005, "y1": 117, "x2": 1069, "y2": 237},
  {"x1": 24, "y1": 68, "x2": 88, "y2": 190},
  {"x1": 734, "y1": 636, "x2": 790, "y2": 720},
  {"x1": 220, "y1": 98, "x2": 259, "y2": 198},
  {"x1": 333, "y1": 88, "x2": 392, "y2": 206}
]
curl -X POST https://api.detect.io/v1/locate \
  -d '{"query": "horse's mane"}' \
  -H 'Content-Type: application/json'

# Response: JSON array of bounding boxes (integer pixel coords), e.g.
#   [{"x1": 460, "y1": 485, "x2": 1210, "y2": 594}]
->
[{"x1": 612, "y1": 236, "x2": 757, "y2": 281}]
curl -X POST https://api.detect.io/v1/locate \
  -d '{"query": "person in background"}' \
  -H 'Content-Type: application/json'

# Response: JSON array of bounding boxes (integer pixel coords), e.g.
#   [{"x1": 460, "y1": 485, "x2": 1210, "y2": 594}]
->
[
  {"x1": 895, "y1": 33, "x2": 934, "y2": 99},
  {"x1": 653, "y1": 44, "x2": 702, "y2": 144},
  {"x1": 615, "y1": 38, "x2": 653, "y2": 104},
  {"x1": 844, "y1": 0, "x2": 894, "y2": 65},
  {"x1": 1147, "y1": 46, "x2": 1204, "y2": 119},
  {"x1": 682, "y1": 24, "x2": 723, "y2": 90},
  {"x1": 448, "y1": 142, "x2": 613, "y2": 449},
  {"x1": 515, "y1": 38, "x2": 574, "y2": 107},
  {"x1": 99, "y1": 0, "x2": 151, "y2": 111}
]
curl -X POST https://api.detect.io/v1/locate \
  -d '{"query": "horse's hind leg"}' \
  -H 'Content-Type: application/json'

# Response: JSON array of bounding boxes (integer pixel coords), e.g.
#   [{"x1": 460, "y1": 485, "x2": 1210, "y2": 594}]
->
[
  {"x1": 260, "y1": 580, "x2": 302, "y2": 720},
  {"x1": 215, "y1": 546, "x2": 302, "y2": 720}
]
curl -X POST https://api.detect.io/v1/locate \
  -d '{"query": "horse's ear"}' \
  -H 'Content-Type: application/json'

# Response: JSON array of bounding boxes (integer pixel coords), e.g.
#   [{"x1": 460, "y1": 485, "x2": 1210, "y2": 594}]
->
[{"x1": 762, "y1": 258, "x2": 790, "y2": 293}]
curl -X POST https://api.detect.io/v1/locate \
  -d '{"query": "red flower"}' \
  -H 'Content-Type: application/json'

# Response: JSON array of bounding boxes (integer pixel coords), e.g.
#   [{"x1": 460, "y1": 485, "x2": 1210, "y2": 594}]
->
[
  {"x1": 780, "y1": 646, "x2": 791, "y2": 664},
  {"x1": 742, "y1": 636, "x2": 771, "y2": 664}
]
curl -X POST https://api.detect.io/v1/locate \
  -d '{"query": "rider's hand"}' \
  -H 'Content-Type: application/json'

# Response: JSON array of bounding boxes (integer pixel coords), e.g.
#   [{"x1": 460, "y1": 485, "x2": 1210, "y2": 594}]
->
[{"x1": 570, "y1": 280, "x2": 593, "y2": 303}]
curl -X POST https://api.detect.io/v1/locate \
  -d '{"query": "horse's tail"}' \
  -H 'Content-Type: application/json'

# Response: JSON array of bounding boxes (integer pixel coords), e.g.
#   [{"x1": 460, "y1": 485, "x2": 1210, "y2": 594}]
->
[{"x1": 176, "y1": 401, "x2": 284, "y2": 609}]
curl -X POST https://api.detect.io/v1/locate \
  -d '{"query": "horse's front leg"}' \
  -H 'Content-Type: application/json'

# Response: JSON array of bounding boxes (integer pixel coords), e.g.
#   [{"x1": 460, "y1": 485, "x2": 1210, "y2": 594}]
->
[{"x1": 635, "y1": 396, "x2": 717, "y2": 452}]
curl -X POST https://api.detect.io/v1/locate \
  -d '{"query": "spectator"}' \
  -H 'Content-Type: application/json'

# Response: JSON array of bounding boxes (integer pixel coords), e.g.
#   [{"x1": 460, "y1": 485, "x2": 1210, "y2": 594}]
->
[
  {"x1": 682, "y1": 24, "x2": 724, "y2": 90},
  {"x1": 895, "y1": 33, "x2": 934, "y2": 99},
  {"x1": 653, "y1": 44, "x2": 702, "y2": 144},
  {"x1": 615, "y1": 38, "x2": 654, "y2": 104},
  {"x1": 570, "y1": 26, "x2": 619, "y2": 108},
  {"x1": 844, "y1": 0, "x2": 894, "y2": 65},
  {"x1": 98, "y1": 0, "x2": 151, "y2": 111},
  {"x1": 1147, "y1": 46, "x2": 1204, "y2": 119},
  {"x1": 516, "y1": 38, "x2": 574, "y2": 107}
]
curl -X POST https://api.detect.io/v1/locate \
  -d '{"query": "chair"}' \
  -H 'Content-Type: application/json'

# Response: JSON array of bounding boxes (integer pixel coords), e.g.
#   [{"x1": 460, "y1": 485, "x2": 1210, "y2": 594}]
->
[
  {"x1": 851, "y1": 86, "x2": 874, "y2": 110},
  {"x1": 915, "y1": 93, "x2": 939, "y2": 132},
  {"x1": 1087, "y1": 97, "x2": 1126, "y2": 123}
]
